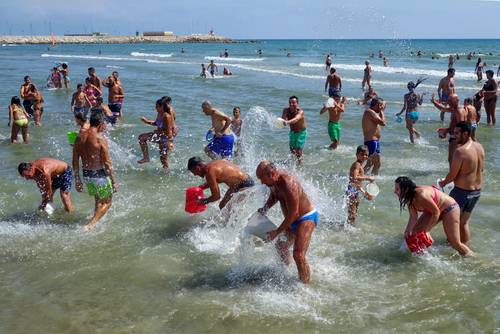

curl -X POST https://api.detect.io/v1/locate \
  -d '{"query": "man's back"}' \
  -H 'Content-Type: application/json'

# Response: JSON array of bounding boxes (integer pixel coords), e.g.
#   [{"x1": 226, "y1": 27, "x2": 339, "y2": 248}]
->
[{"x1": 454, "y1": 141, "x2": 484, "y2": 189}]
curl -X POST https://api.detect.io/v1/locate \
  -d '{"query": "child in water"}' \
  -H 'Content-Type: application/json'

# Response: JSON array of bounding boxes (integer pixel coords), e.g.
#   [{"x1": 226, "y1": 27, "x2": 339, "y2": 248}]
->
[
  {"x1": 231, "y1": 106, "x2": 243, "y2": 156},
  {"x1": 346, "y1": 145, "x2": 375, "y2": 225}
]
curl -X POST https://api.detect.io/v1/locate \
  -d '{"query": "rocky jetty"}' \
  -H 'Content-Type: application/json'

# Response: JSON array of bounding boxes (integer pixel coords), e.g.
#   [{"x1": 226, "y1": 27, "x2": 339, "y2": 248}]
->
[{"x1": 0, "y1": 34, "x2": 232, "y2": 44}]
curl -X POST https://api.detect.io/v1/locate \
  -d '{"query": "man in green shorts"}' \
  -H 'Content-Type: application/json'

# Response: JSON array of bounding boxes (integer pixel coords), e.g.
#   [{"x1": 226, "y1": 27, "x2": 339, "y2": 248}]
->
[
  {"x1": 282, "y1": 96, "x2": 307, "y2": 164},
  {"x1": 320, "y1": 92, "x2": 346, "y2": 149},
  {"x1": 73, "y1": 111, "x2": 118, "y2": 232}
]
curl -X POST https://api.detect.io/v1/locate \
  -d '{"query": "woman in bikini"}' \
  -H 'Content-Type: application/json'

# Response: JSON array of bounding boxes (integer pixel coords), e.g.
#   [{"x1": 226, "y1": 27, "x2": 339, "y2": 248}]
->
[
  {"x1": 8, "y1": 96, "x2": 30, "y2": 143},
  {"x1": 482, "y1": 70, "x2": 498, "y2": 126},
  {"x1": 396, "y1": 79, "x2": 426, "y2": 144},
  {"x1": 394, "y1": 176, "x2": 472, "y2": 256}
]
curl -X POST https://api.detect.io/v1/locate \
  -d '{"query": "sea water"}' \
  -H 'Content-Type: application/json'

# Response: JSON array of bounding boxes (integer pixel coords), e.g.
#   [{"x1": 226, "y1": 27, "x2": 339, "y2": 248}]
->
[{"x1": 0, "y1": 40, "x2": 499, "y2": 333}]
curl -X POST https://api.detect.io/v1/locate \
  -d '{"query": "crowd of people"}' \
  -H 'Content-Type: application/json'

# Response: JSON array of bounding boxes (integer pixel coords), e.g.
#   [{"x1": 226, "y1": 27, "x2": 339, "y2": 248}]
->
[{"x1": 8, "y1": 49, "x2": 494, "y2": 283}]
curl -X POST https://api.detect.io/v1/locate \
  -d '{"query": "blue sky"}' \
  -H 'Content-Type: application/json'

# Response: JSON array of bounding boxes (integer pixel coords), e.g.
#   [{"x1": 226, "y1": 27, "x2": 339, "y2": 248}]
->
[{"x1": 1, "y1": 0, "x2": 499, "y2": 39}]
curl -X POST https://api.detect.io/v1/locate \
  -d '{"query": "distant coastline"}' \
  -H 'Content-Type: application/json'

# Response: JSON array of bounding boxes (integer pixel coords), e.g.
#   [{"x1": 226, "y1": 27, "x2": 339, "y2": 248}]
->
[{"x1": 0, "y1": 34, "x2": 232, "y2": 44}]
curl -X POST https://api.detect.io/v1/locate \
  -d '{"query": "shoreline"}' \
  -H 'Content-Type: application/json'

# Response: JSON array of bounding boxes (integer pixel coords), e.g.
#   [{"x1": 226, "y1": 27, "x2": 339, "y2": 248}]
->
[{"x1": 0, "y1": 34, "x2": 232, "y2": 44}]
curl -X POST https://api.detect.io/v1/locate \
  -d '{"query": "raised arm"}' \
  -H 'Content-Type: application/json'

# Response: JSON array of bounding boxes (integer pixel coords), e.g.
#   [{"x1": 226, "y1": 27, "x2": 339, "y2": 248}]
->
[{"x1": 285, "y1": 109, "x2": 304, "y2": 125}]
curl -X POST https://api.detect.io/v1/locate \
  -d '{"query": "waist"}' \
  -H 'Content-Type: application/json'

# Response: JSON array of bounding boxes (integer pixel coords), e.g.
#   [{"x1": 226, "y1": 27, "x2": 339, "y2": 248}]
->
[
  {"x1": 453, "y1": 185, "x2": 481, "y2": 193},
  {"x1": 83, "y1": 169, "x2": 107, "y2": 178}
]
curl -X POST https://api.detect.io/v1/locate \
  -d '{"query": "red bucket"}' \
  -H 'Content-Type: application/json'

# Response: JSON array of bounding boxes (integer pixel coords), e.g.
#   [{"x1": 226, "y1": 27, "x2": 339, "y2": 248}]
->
[
  {"x1": 405, "y1": 231, "x2": 433, "y2": 254},
  {"x1": 185, "y1": 187, "x2": 206, "y2": 214},
  {"x1": 437, "y1": 128, "x2": 447, "y2": 139}
]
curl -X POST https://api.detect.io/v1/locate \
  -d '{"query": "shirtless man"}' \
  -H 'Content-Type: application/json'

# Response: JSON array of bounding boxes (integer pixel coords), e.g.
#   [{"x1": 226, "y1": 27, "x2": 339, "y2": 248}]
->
[
  {"x1": 282, "y1": 96, "x2": 307, "y2": 164},
  {"x1": 231, "y1": 106, "x2": 243, "y2": 155},
  {"x1": 208, "y1": 60, "x2": 218, "y2": 78},
  {"x1": 439, "y1": 121, "x2": 484, "y2": 244},
  {"x1": 325, "y1": 54, "x2": 332, "y2": 72},
  {"x1": 102, "y1": 76, "x2": 125, "y2": 123},
  {"x1": 324, "y1": 67, "x2": 342, "y2": 98},
  {"x1": 18, "y1": 157, "x2": 74, "y2": 213},
  {"x1": 431, "y1": 94, "x2": 467, "y2": 165},
  {"x1": 59, "y1": 63, "x2": 70, "y2": 89},
  {"x1": 482, "y1": 70, "x2": 498, "y2": 126},
  {"x1": 362, "y1": 61, "x2": 372, "y2": 90},
  {"x1": 362, "y1": 97, "x2": 386, "y2": 175},
  {"x1": 71, "y1": 84, "x2": 92, "y2": 119},
  {"x1": 25, "y1": 84, "x2": 44, "y2": 126},
  {"x1": 87, "y1": 67, "x2": 101, "y2": 91},
  {"x1": 463, "y1": 98, "x2": 478, "y2": 141},
  {"x1": 73, "y1": 112, "x2": 118, "y2": 231},
  {"x1": 437, "y1": 68, "x2": 456, "y2": 122},
  {"x1": 111, "y1": 71, "x2": 122, "y2": 87},
  {"x1": 448, "y1": 54, "x2": 455, "y2": 69},
  {"x1": 256, "y1": 161, "x2": 318, "y2": 283},
  {"x1": 187, "y1": 157, "x2": 254, "y2": 210},
  {"x1": 320, "y1": 93, "x2": 345, "y2": 149},
  {"x1": 20, "y1": 76, "x2": 35, "y2": 116},
  {"x1": 202, "y1": 101, "x2": 234, "y2": 159}
]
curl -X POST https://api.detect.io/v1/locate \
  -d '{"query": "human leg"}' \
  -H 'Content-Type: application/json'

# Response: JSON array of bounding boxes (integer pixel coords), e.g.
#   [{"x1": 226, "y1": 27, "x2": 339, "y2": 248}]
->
[
  {"x1": 137, "y1": 132, "x2": 155, "y2": 163},
  {"x1": 442, "y1": 209, "x2": 472, "y2": 256},
  {"x1": 60, "y1": 190, "x2": 74, "y2": 213},
  {"x1": 21, "y1": 125, "x2": 29, "y2": 143},
  {"x1": 293, "y1": 220, "x2": 315, "y2": 283},
  {"x1": 84, "y1": 196, "x2": 112, "y2": 232},
  {"x1": 10, "y1": 123, "x2": 20, "y2": 143}
]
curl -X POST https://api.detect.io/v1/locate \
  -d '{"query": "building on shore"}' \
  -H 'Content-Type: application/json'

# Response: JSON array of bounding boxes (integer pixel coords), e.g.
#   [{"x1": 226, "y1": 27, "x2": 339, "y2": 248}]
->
[{"x1": 142, "y1": 31, "x2": 174, "y2": 37}]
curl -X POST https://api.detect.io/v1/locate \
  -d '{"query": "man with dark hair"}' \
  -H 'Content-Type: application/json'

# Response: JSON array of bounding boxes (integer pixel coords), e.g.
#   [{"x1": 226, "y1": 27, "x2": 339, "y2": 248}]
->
[
  {"x1": 18, "y1": 158, "x2": 74, "y2": 213},
  {"x1": 71, "y1": 84, "x2": 92, "y2": 119},
  {"x1": 87, "y1": 67, "x2": 101, "y2": 90},
  {"x1": 439, "y1": 121, "x2": 484, "y2": 245},
  {"x1": 256, "y1": 161, "x2": 318, "y2": 283},
  {"x1": 282, "y1": 96, "x2": 307, "y2": 164},
  {"x1": 324, "y1": 67, "x2": 342, "y2": 97},
  {"x1": 437, "y1": 68, "x2": 456, "y2": 122},
  {"x1": 102, "y1": 76, "x2": 125, "y2": 123},
  {"x1": 187, "y1": 157, "x2": 254, "y2": 210},
  {"x1": 73, "y1": 111, "x2": 118, "y2": 232},
  {"x1": 362, "y1": 97, "x2": 386, "y2": 175},
  {"x1": 431, "y1": 94, "x2": 467, "y2": 165}
]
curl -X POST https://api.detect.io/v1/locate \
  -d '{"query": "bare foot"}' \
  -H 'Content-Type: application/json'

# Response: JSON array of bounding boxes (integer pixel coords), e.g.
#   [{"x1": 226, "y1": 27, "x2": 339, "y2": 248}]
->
[
  {"x1": 83, "y1": 223, "x2": 96, "y2": 232},
  {"x1": 137, "y1": 158, "x2": 150, "y2": 164}
]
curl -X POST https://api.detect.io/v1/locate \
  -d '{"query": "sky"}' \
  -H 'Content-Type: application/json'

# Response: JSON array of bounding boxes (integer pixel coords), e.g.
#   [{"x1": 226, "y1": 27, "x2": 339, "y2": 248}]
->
[{"x1": 0, "y1": 0, "x2": 499, "y2": 39}]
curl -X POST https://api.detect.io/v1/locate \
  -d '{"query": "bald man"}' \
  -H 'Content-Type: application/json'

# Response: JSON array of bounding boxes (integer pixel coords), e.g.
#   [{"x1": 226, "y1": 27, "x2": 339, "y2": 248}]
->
[{"x1": 256, "y1": 161, "x2": 318, "y2": 283}]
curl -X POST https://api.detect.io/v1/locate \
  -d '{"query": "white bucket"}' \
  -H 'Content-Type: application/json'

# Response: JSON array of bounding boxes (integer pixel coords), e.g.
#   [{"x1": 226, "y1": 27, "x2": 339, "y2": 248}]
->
[
  {"x1": 437, "y1": 179, "x2": 454, "y2": 194},
  {"x1": 244, "y1": 212, "x2": 277, "y2": 241},
  {"x1": 275, "y1": 118, "x2": 286, "y2": 129},
  {"x1": 365, "y1": 183, "x2": 380, "y2": 198}
]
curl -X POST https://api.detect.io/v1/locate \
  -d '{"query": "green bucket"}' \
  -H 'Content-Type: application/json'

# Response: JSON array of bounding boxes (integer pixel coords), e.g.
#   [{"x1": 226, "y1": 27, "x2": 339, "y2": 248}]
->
[{"x1": 67, "y1": 131, "x2": 78, "y2": 145}]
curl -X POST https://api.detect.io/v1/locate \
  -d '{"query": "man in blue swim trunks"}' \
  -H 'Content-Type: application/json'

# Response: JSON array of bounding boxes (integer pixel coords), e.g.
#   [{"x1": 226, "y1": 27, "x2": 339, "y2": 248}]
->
[
  {"x1": 282, "y1": 96, "x2": 307, "y2": 164},
  {"x1": 362, "y1": 97, "x2": 386, "y2": 175},
  {"x1": 202, "y1": 101, "x2": 235, "y2": 159},
  {"x1": 256, "y1": 161, "x2": 317, "y2": 283},
  {"x1": 324, "y1": 67, "x2": 342, "y2": 98},
  {"x1": 18, "y1": 157, "x2": 74, "y2": 213},
  {"x1": 438, "y1": 68, "x2": 455, "y2": 122}
]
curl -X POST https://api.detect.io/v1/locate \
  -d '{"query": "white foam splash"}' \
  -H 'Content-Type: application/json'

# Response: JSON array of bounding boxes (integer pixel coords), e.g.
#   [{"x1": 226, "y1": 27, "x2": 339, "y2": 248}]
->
[
  {"x1": 204, "y1": 56, "x2": 264, "y2": 62},
  {"x1": 131, "y1": 52, "x2": 173, "y2": 58},
  {"x1": 299, "y1": 62, "x2": 477, "y2": 80}
]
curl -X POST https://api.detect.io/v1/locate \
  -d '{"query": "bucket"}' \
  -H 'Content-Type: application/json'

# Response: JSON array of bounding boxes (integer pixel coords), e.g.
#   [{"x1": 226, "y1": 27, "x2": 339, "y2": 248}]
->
[
  {"x1": 437, "y1": 128, "x2": 447, "y2": 139},
  {"x1": 405, "y1": 231, "x2": 433, "y2": 254},
  {"x1": 205, "y1": 130, "x2": 215, "y2": 142},
  {"x1": 67, "y1": 131, "x2": 78, "y2": 145},
  {"x1": 275, "y1": 117, "x2": 286, "y2": 129},
  {"x1": 185, "y1": 187, "x2": 206, "y2": 214},
  {"x1": 365, "y1": 182, "x2": 380, "y2": 198},
  {"x1": 325, "y1": 97, "x2": 335, "y2": 108},
  {"x1": 436, "y1": 179, "x2": 454, "y2": 194},
  {"x1": 244, "y1": 212, "x2": 277, "y2": 241}
]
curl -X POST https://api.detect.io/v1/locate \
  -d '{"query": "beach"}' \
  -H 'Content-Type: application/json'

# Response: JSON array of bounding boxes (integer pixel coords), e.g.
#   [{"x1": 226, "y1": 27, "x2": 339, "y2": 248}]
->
[{"x1": 0, "y1": 40, "x2": 499, "y2": 333}]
